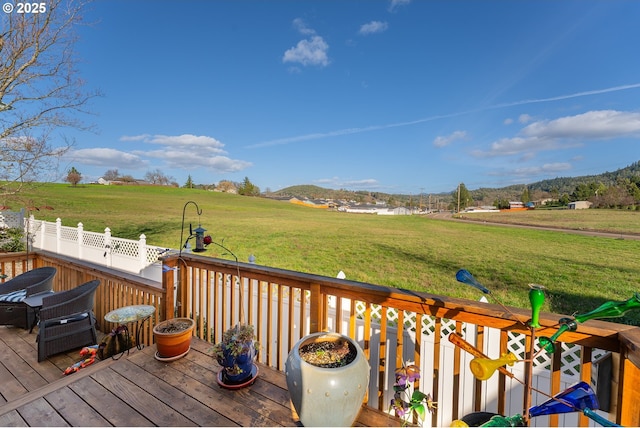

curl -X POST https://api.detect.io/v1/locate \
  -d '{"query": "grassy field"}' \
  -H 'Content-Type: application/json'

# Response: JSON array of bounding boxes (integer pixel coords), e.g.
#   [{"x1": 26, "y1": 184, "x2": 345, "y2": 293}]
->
[{"x1": 12, "y1": 183, "x2": 640, "y2": 324}]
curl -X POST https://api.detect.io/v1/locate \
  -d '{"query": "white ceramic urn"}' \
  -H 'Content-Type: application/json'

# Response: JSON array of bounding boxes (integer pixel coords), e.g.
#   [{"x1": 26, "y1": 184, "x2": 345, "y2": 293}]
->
[{"x1": 285, "y1": 332, "x2": 370, "y2": 427}]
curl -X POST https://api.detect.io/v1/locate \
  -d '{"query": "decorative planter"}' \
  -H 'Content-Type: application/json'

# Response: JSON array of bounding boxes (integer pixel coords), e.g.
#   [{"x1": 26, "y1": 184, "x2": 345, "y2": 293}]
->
[
  {"x1": 152, "y1": 317, "x2": 195, "y2": 360},
  {"x1": 213, "y1": 324, "x2": 260, "y2": 388},
  {"x1": 219, "y1": 340, "x2": 258, "y2": 384},
  {"x1": 285, "y1": 332, "x2": 370, "y2": 427}
]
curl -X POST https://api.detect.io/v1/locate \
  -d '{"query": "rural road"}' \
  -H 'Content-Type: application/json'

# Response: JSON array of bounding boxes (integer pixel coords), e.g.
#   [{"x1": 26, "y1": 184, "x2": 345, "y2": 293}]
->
[{"x1": 428, "y1": 211, "x2": 640, "y2": 241}]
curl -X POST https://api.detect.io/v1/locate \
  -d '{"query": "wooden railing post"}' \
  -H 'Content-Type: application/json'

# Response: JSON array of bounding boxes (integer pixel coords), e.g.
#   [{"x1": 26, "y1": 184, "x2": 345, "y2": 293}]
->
[
  {"x1": 161, "y1": 258, "x2": 177, "y2": 322},
  {"x1": 618, "y1": 330, "x2": 640, "y2": 426},
  {"x1": 309, "y1": 282, "x2": 323, "y2": 333}
]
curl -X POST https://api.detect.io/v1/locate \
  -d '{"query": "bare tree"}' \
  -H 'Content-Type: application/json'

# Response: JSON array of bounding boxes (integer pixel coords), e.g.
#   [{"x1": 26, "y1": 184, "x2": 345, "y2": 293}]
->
[
  {"x1": 144, "y1": 168, "x2": 174, "y2": 186},
  {"x1": 0, "y1": 0, "x2": 96, "y2": 197},
  {"x1": 103, "y1": 169, "x2": 119, "y2": 181},
  {"x1": 65, "y1": 166, "x2": 81, "y2": 186}
]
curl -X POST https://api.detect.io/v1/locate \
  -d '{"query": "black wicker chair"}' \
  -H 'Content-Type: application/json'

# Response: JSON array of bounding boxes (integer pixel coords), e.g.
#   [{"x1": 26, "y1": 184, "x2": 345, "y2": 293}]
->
[
  {"x1": 37, "y1": 279, "x2": 100, "y2": 362},
  {"x1": 0, "y1": 267, "x2": 57, "y2": 329}
]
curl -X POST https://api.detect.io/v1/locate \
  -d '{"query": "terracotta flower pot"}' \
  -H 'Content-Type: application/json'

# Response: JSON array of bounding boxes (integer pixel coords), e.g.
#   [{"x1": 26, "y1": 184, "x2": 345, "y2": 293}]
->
[
  {"x1": 285, "y1": 332, "x2": 370, "y2": 427},
  {"x1": 153, "y1": 317, "x2": 195, "y2": 360}
]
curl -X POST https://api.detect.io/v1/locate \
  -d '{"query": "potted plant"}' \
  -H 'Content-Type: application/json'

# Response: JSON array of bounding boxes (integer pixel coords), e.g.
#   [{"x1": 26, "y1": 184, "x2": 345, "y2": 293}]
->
[
  {"x1": 153, "y1": 317, "x2": 195, "y2": 361},
  {"x1": 285, "y1": 331, "x2": 370, "y2": 427},
  {"x1": 212, "y1": 323, "x2": 259, "y2": 386}
]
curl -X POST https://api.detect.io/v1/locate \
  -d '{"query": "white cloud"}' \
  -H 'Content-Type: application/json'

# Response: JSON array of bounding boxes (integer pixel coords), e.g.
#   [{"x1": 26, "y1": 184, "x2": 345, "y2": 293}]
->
[
  {"x1": 521, "y1": 110, "x2": 640, "y2": 139},
  {"x1": 471, "y1": 137, "x2": 580, "y2": 158},
  {"x1": 119, "y1": 134, "x2": 150, "y2": 142},
  {"x1": 359, "y1": 21, "x2": 389, "y2": 35},
  {"x1": 433, "y1": 131, "x2": 467, "y2": 148},
  {"x1": 142, "y1": 149, "x2": 251, "y2": 172},
  {"x1": 123, "y1": 133, "x2": 251, "y2": 172},
  {"x1": 70, "y1": 134, "x2": 252, "y2": 174},
  {"x1": 388, "y1": 0, "x2": 411, "y2": 12},
  {"x1": 292, "y1": 18, "x2": 316, "y2": 36},
  {"x1": 518, "y1": 114, "x2": 534, "y2": 124},
  {"x1": 503, "y1": 118, "x2": 514, "y2": 125},
  {"x1": 473, "y1": 109, "x2": 640, "y2": 158},
  {"x1": 67, "y1": 148, "x2": 144, "y2": 167},
  {"x1": 283, "y1": 36, "x2": 330, "y2": 67},
  {"x1": 283, "y1": 19, "x2": 330, "y2": 68},
  {"x1": 123, "y1": 134, "x2": 227, "y2": 154},
  {"x1": 489, "y1": 162, "x2": 572, "y2": 178}
]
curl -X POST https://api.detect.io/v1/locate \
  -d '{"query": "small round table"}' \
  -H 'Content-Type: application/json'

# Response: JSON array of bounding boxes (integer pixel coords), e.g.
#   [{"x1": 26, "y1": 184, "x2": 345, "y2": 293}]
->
[{"x1": 104, "y1": 305, "x2": 156, "y2": 350}]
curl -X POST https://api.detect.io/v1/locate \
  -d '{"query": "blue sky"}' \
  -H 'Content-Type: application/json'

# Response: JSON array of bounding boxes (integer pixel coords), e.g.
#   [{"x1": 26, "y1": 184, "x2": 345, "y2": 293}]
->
[{"x1": 63, "y1": 0, "x2": 640, "y2": 194}]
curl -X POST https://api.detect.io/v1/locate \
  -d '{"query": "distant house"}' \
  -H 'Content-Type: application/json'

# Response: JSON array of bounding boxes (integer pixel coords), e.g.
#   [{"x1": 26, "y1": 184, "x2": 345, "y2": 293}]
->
[
  {"x1": 378, "y1": 207, "x2": 411, "y2": 216},
  {"x1": 509, "y1": 201, "x2": 525, "y2": 209},
  {"x1": 568, "y1": 201, "x2": 592, "y2": 209},
  {"x1": 289, "y1": 198, "x2": 329, "y2": 209},
  {"x1": 341, "y1": 204, "x2": 413, "y2": 215}
]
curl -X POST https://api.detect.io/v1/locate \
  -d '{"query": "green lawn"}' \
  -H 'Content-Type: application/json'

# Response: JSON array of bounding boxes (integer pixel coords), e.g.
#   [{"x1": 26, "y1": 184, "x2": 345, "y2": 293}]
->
[{"x1": 13, "y1": 183, "x2": 640, "y2": 324}]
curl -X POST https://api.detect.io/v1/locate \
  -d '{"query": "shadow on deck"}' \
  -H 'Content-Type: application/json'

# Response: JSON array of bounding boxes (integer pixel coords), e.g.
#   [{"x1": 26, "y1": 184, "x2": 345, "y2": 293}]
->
[{"x1": 0, "y1": 326, "x2": 398, "y2": 427}]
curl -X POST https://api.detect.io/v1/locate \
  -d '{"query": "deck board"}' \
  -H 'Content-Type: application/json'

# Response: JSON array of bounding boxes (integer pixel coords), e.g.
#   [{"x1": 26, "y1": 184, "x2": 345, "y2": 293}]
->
[
  {"x1": 0, "y1": 325, "x2": 400, "y2": 427},
  {"x1": 68, "y1": 376, "x2": 153, "y2": 427},
  {"x1": 44, "y1": 386, "x2": 112, "y2": 427}
]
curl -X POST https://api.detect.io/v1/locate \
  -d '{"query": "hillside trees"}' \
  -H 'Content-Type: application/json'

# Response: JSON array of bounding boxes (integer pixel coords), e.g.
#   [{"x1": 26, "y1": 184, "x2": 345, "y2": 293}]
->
[
  {"x1": 103, "y1": 169, "x2": 119, "y2": 181},
  {"x1": 0, "y1": 0, "x2": 96, "y2": 197},
  {"x1": 144, "y1": 169, "x2": 174, "y2": 186}
]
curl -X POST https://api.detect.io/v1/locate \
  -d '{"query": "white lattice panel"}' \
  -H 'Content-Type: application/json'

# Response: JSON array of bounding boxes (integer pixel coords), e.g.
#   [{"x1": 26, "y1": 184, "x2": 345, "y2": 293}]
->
[
  {"x1": 60, "y1": 227, "x2": 78, "y2": 241},
  {"x1": 0, "y1": 211, "x2": 24, "y2": 228},
  {"x1": 349, "y1": 297, "x2": 609, "y2": 427},
  {"x1": 83, "y1": 232, "x2": 105, "y2": 248},
  {"x1": 111, "y1": 238, "x2": 138, "y2": 257},
  {"x1": 146, "y1": 247, "x2": 166, "y2": 264}
]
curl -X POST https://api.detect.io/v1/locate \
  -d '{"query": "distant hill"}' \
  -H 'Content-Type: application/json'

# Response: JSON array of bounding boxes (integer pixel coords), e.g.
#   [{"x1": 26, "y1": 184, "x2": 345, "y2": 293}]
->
[
  {"x1": 271, "y1": 161, "x2": 640, "y2": 206},
  {"x1": 270, "y1": 185, "x2": 434, "y2": 206},
  {"x1": 470, "y1": 161, "x2": 640, "y2": 203}
]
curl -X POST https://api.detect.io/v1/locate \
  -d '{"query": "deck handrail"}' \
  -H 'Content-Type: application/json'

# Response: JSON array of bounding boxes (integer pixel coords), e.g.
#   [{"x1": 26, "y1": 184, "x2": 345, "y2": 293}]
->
[
  {"x1": 162, "y1": 252, "x2": 639, "y2": 427},
  {"x1": 1, "y1": 251, "x2": 638, "y2": 426}
]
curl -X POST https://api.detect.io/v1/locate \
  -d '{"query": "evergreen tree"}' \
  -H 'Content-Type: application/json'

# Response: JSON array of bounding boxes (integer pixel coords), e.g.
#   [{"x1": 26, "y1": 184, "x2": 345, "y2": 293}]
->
[
  {"x1": 452, "y1": 183, "x2": 471, "y2": 211},
  {"x1": 184, "y1": 175, "x2": 194, "y2": 189},
  {"x1": 238, "y1": 177, "x2": 260, "y2": 196}
]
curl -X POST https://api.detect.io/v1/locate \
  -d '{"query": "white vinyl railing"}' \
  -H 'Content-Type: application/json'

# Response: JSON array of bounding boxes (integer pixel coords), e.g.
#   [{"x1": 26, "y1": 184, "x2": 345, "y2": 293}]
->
[{"x1": 27, "y1": 216, "x2": 168, "y2": 281}]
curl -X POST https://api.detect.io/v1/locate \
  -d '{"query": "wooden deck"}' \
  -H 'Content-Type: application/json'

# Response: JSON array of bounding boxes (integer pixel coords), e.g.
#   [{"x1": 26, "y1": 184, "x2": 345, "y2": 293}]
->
[{"x1": 0, "y1": 326, "x2": 397, "y2": 427}]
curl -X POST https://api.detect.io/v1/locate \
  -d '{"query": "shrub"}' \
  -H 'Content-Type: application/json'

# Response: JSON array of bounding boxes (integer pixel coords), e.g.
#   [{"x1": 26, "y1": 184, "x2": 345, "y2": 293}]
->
[{"x1": 0, "y1": 227, "x2": 25, "y2": 252}]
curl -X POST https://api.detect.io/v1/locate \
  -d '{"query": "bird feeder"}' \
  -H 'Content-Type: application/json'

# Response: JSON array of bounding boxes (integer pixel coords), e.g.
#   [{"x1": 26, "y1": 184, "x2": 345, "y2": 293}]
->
[{"x1": 193, "y1": 225, "x2": 207, "y2": 252}]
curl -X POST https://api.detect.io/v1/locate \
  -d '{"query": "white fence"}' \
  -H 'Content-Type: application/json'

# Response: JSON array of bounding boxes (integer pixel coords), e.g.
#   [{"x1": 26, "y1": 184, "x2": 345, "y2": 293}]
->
[{"x1": 27, "y1": 216, "x2": 168, "y2": 281}]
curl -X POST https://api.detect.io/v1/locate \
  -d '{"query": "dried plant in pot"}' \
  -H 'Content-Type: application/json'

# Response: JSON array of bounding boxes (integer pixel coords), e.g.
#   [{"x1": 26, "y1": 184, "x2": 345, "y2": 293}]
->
[
  {"x1": 153, "y1": 317, "x2": 195, "y2": 361},
  {"x1": 285, "y1": 331, "x2": 370, "y2": 427},
  {"x1": 212, "y1": 323, "x2": 259, "y2": 386}
]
